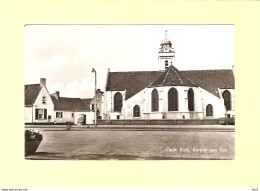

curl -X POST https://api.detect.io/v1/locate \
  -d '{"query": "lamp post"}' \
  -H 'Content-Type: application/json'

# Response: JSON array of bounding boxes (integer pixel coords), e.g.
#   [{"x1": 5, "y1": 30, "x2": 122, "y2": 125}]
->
[{"x1": 92, "y1": 68, "x2": 97, "y2": 127}]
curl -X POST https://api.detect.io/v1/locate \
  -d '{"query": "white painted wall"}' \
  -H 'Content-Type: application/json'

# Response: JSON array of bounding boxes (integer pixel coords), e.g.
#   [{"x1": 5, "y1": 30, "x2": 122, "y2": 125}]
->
[
  {"x1": 103, "y1": 86, "x2": 210, "y2": 120},
  {"x1": 141, "y1": 86, "x2": 203, "y2": 119},
  {"x1": 102, "y1": 85, "x2": 232, "y2": 120},
  {"x1": 24, "y1": 107, "x2": 33, "y2": 123},
  {"x1": 102, "y1": 90, "x2": 125, "y2": 119},
  {"x1": 158, "y1": 52, "x2": 175, "y2": 70},
  {"x1": 32, "y1": 86, "x2": 54, "y2": 123},
  {"x1": 200, "y1": 88, "x2": 225, "y2": 118},
  {"x1": 53, "y1": 110, "x2": 95, "y2": 124},
  {"x1": 54, "y1": 111, "x2": 73, "y2": 123},
  {"x1": 74, "y1": 111, "x2": 94, "y2": 124}
]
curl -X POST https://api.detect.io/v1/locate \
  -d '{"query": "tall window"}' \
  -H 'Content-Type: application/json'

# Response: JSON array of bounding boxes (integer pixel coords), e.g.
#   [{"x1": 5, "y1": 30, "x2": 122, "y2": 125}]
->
[
  {"x1": 222, "y1": 90, "x2": 231, "y2": 110},
  {"x1": 114, "y1": 92, "x2": 123, "y2": 112},
  {"x1": 133, "y1": 105, "x2": 140, "y2": 117},
  {"x1": 35, "y1": 109, "x2": 47, "y2": 120},
  {"x1": 206, "y1": 104, "x2": 213, "y2": 117},
  {"x1": 151, "y1": 89, "x2": 159, "y2": 111},
  {"x1": 168, "y1": 88, "x2": 178, "y2": 111},
  {"x1": 188, "y1": 88, "x2": 194, "y2": 111}
]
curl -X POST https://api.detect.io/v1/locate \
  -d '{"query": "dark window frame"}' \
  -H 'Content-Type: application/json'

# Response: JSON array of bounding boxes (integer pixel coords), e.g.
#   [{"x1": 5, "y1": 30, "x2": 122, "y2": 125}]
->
[
  {"x1": 222, "y1": 90, "x2": 232, "y2": 110},
  {"x1": 168, "y1": 87, "x2": 178, "y2": 111},
  {"x1": 56, "y1": 112, "x2": 63, "y2": 118},
  {"x1": 206, "y1": 104, "x2": 213, "y2": 117},
  {"x1": 133, "y1": 105, "x2": 140, "y2": 117},
  {"x1": 188, "y1": 88, "x2": 194, "y2": 111},
  {"x1": 35, "y1": 108, "x2": 47, "y2": 120},
  {"x1": 151, "y1": 89, "x2": 159, "y2": 112},
  {"x1": 114, "y1": 92, "x2": 123, "y2": 112}
]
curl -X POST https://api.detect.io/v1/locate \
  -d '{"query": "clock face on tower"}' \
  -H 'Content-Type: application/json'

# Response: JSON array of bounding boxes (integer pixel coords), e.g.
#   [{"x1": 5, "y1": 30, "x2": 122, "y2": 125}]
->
[{"x1": 164, "y1": 45, "x2": 169, "y2": 51}]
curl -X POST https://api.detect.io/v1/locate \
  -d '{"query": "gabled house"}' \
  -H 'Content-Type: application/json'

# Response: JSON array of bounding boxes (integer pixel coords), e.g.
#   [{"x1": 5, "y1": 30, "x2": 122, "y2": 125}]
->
[{"x1": 24, "y1": 78, "x2": 54, "y2": 123}]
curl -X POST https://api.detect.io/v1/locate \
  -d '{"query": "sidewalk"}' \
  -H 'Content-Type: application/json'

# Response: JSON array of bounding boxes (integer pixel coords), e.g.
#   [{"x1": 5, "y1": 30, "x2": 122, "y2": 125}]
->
[{"x1": 25, "y1": 124, "x2": 235, "y2": 132}]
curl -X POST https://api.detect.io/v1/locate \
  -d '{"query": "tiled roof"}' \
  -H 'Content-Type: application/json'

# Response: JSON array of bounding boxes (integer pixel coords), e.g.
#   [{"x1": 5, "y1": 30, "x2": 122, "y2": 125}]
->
[
  {"x1": 150, "y1": 65, "x2": 197, "y2": 87},
  {"x1": 106, "y1": 71, "x2": 163, "y2": 100},
  {"x1": 81, "y1": 98, "x2": 92, "y2": 109},
  {"x1": 25, "y1": 84, "x2": 42, "y2": 105},
  {"x1": 51, "y1": 96, "x2": 91, "y2": 111},
  {"x1": 106, "y1": 68, "x2": 234, "y2": 100},
  {"x1": 182, "y1": 70, "x2": 235, "y2": 98}
]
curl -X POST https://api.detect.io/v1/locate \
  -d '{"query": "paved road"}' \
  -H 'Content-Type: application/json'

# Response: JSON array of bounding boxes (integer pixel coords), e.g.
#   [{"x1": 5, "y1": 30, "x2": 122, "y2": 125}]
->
[{"x1": 25, "y1": 128, "x2": 235, "y2": 160}]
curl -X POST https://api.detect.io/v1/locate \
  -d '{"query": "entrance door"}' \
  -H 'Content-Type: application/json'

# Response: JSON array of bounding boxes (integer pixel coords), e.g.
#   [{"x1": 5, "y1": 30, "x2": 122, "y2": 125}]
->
[
  {"x1": 78, "y1": 114, "x2": 86, "y2": 125},
  {"x1": 83, "y1": 115, "x2": 86, "y2": 125}
]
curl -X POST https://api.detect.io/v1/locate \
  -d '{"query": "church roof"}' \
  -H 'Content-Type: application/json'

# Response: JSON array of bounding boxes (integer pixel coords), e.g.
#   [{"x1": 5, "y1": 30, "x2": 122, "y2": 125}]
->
[
  {"x1": 182, "y1": 69, "x2": 235, "y2": 98},
  {"x1": 106, "y1": 71, "x2": 163, "y2": 100},
  {"x1": 51, "y1": 96, "x2": 91, "y2": 111},
  {"x1": 105, "y1": 68, "x2": 234, "y2": 100},
  {"x1": 149, "y1": 65, "x2": 197, "y2": 87},
  {"x1": 25, "y1": 84, "x2": 42, "y2": 105}
]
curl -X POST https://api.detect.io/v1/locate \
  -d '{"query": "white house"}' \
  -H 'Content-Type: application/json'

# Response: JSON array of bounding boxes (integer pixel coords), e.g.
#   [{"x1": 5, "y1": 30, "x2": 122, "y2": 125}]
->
[
  {"x1": 102, "y1": 34, "x2": 235, "y2": 120},
  {"x1": 24, "y1": 78, "x2": 95, "y2": 125},
  {"x1": 24, "y1": 78, "x2": 55, "y2": 123},
  {"x1": 50, "y1": 91, "x2": 94, "y2": 125}
]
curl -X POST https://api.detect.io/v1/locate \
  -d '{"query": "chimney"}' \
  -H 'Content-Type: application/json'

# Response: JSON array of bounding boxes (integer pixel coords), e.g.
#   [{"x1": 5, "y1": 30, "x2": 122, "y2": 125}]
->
[
  {"x1": 40, "y1": 78, "x2": 46, "y2": 87},
  {"x1": 54, "y1": 91, "x2": 59, "y2": 100}
]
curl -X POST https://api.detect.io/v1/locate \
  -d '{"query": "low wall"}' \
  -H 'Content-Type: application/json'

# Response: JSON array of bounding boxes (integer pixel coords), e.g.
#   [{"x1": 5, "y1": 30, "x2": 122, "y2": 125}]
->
[{"x1": 97, "y1": 119, "x2": 219, "y2": 125}]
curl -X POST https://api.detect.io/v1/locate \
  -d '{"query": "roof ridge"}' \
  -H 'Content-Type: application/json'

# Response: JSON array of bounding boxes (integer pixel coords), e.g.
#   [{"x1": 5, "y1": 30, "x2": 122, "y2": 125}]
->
[
  {"x1": 110, "y1": 71, "x2": 162, "y2": 73},
  {"x1": 162, "y1": 68, "x2": 171, "y2": 85},
  {"x1": 25, "y1": 83, "x2": 40, "y2": 86},
  {"x1": 181, "y1": 69, "x2": 233, "y2": 71},
  {"x1": 51, "y1": 95, "x2": 91, "y2": 100}
]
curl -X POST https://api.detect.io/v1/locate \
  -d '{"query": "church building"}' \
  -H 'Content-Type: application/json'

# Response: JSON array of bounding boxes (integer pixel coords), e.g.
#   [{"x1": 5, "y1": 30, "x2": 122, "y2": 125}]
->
[{"x1": 101, "y1": 32, "x2": 235, "y2": 120}]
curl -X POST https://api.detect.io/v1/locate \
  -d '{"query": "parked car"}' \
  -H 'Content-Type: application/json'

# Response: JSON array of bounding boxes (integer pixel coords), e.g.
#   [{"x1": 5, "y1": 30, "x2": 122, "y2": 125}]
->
[{"x1": 219, "y1": 117, "x2": 235, "y2": 125}]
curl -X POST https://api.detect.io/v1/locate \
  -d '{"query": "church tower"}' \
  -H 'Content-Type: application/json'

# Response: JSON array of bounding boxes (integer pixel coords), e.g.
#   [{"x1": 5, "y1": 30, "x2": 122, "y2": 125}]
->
[{"x1": 158, "y1": 30, "x2": 175, "y2": 70}]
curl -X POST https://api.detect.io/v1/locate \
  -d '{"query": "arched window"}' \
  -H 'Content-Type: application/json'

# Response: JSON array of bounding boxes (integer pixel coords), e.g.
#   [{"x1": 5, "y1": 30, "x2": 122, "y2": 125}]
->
[
  {"x1": 114, "y1": 92, "x2": 123, "y2": 112},
  {"x1": 222, "y1": 90, "x2": 231, "y2": 110},
  {"x1": 151, "y1": 89, "x2": 159, "y2": 112},
  {"x1": 206, "y1": 104, "x2": 213, "y2": 117},
  {"x1": 133, "y1": 105, "x2": 140, "y2": 117},
  {"x1": 168, "y1": 88, "x2": 178, "y2": 111},
  {"x1": 188, "y1": 88, "x2": 194, "y2": 111}
]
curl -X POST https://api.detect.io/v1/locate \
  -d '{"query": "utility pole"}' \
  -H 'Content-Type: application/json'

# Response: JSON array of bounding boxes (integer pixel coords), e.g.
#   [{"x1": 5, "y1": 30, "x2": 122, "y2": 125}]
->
[{"x1": 92, "y1": 68, "x2": 97, "y2": 127}]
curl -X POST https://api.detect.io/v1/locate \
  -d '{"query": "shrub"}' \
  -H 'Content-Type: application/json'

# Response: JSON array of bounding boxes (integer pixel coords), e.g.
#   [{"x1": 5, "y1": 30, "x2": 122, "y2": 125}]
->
[{"x1": 25, "y1": 130, "x2": 43, "y2": 142}]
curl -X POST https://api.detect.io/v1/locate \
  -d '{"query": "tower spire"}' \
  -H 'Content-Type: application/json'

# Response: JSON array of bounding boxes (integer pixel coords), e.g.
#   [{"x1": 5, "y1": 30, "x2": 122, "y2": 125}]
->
[{"x1": 165, "y1": 30, "x2": 168, "y2": 39}]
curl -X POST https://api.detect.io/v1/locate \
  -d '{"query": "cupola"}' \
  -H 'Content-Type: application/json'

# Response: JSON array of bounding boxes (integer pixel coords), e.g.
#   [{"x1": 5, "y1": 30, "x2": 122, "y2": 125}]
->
[{"x1": 158, "y1": 30, "x2": 175, "y2": 70}]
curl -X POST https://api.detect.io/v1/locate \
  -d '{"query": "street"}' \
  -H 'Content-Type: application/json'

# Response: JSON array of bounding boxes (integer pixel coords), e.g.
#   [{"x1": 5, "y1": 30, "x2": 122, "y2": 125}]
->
[{"x1": 25, "y1": 125, "x2": 235, "y2": 160}]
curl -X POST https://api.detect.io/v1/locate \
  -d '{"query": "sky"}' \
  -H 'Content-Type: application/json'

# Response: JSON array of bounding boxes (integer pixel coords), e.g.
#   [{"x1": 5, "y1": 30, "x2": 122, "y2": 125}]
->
[{"x1": 24, "y1": 25, "x2": 234, "y2": 98}]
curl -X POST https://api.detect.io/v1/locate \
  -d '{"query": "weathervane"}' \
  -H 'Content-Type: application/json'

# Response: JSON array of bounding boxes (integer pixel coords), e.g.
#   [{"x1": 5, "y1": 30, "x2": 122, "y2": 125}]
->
[{"x1": 165, "y1": 30, "x2": 168, "y2": 39}]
